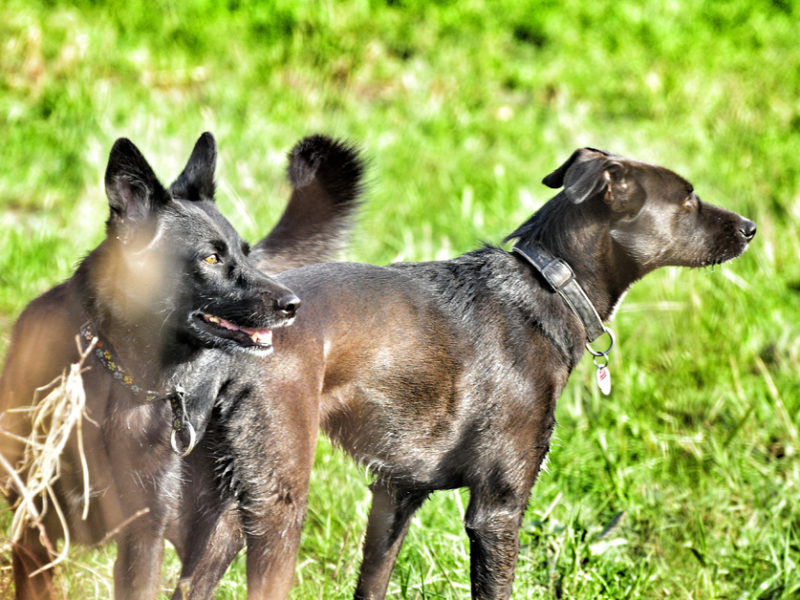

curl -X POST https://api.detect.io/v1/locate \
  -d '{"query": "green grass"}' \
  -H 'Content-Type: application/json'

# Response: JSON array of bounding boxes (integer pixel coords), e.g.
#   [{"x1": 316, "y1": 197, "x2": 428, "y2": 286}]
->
[{"x1": 1, "y1": 0, "x2": 799, "y2": 598}]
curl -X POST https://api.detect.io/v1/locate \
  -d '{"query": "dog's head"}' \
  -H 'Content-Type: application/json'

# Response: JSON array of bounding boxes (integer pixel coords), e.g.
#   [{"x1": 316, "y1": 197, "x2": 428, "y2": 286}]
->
[
  {"x1": 541, "y1": 147, "x2": 756, "y2": 271},
  {"x1": 98, "y1": 133, "x2": 300, "y2": 356}
]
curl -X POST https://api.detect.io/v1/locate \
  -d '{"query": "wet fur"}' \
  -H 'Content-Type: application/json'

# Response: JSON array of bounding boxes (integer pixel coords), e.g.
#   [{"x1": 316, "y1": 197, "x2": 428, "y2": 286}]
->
[{"x1": 177, "y1": 148, "x2": 755, "y2": 599}]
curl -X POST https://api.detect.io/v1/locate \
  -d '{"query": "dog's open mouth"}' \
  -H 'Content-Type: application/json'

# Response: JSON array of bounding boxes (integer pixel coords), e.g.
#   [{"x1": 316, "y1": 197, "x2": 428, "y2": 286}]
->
[{"x1": 193, "y1": 312, "x2": 273, "y2": 350}]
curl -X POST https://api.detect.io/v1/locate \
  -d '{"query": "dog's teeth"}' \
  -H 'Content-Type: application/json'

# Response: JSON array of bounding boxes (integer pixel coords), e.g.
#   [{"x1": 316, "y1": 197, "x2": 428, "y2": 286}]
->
[
  {"x1": 206, "y1": 315, "x2": 220, "y2": 324},
  {"x1": 250, "y1": 330, "x2": 272, "y2": 346}
]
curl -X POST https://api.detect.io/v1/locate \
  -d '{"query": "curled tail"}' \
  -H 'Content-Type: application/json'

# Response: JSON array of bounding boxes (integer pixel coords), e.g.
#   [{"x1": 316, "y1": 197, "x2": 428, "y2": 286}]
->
[{"x1": 251, "y1": 134, "x2": 366, "y2": 274}]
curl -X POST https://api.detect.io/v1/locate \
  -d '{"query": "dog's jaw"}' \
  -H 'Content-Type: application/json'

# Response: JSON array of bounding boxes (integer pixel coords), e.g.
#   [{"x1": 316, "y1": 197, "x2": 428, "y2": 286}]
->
[
  {"x1": 189, "y1": 311, "x2": 276, "y2": 354},
  {"x1": 201, "y1": 313, "x2": 273, "y2": 346}
]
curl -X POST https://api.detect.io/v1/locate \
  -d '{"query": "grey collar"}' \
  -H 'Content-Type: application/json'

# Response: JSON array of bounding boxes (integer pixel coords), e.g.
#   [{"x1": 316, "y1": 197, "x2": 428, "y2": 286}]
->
[
  {"x1": 512, "y1": 241, "x2": 616, "y2": 396},
  {"x1": 512, "y1": 242, "x2": 607, "y2": 343}
]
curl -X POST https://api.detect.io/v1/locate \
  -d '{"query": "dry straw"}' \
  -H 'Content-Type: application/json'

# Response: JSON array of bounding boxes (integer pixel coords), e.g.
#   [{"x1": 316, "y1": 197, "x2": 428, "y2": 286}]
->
[{"x1": 0, "y1": 334, "x2": 96, "y2": 575}]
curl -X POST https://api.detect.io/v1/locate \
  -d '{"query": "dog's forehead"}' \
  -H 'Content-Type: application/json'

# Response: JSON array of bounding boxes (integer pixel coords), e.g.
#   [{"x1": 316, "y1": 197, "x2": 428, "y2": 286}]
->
[
  {"x1": 172, "y1": 199, "x2": 243, "y2": 244},
  {"x1": 616, "y1": 156, "x2": 693, "y2": 190},
  {"x1": 640, "y1": 163, "x2": 692, "y2": 190}
]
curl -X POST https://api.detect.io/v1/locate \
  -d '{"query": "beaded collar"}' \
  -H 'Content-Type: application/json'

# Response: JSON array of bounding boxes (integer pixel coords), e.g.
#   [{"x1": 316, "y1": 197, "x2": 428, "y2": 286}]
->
[
  {"x1": 80, "y1": 321, "x2": 160, "y2": 402},
  {"x1": 79, "y1": 321, "x2": 196, "y2": 456}
]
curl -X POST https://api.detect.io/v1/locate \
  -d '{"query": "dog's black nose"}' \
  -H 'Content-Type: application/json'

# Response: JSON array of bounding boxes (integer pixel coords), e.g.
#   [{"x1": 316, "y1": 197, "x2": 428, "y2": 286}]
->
[
  {"x1": 739, "y1": 219, "x2": 756, "y2": 242},
  {"x1": 275, "y1": 293, "x2": 301, "y2": 318}
]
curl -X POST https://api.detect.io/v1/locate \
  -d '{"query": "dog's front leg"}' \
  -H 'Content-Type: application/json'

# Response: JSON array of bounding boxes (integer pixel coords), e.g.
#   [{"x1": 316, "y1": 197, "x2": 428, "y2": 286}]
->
[
  {"x1": 242, "y1": 499, "x2": 308, "y2": 600},
  {"x1": 232, "y1": 435, "x2": 315, "y2": 599},
  {"x1": 11, "y1": 527, "x2": 57, "y2": 600},
  {"x1": 353, "y1": 482, "x2": 428, "y2": 600},
  {"x1": 113, "y1": 521, "x2": 166, "y2": 600},
  {"x1": 463, "y1": 491, "x2": 527, "y2": 600},
  {"x1": 171, "y1": 501, "x2": 244, "y2": 600}
]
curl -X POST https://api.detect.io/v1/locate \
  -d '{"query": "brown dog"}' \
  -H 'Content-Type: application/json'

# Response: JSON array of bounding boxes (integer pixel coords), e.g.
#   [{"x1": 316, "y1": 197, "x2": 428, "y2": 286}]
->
[
  {"x1": 0, "y1": 133, "x2": 364, "y2": 600},
  {"x1": 174, "y1": 147, "x2": 755, "y2": 599}
]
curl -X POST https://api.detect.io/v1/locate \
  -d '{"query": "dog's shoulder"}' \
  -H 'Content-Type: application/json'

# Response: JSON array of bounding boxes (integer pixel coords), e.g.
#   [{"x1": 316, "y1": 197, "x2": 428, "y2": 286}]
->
[{"x1": 17, "y1": 280, "x2": 84, "y2": 335}]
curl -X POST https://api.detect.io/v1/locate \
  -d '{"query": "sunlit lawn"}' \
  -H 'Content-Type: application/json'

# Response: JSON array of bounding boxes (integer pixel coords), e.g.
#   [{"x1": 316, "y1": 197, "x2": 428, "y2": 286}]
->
[{"x1": 1, "y1": 1, "x2": 799, "y2": 597}]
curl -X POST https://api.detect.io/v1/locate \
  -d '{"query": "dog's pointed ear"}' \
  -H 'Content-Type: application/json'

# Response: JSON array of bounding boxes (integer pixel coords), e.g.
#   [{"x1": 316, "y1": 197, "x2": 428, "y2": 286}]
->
[
  {"x1": 105, "y1": 138, "x2": 170, "y2": 243},
  {"x1": 542, "y1": 147, "x2": 612, "y2": 204},
  {"x1": 169, "y1": 132, "x2": 217, "y2": 201}
]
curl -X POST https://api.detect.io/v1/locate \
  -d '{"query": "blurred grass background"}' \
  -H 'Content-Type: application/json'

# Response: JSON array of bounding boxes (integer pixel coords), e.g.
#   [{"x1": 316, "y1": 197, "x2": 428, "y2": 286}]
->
[{"x1": 1, "y1": 0, "x2": 799, "y2": 598}]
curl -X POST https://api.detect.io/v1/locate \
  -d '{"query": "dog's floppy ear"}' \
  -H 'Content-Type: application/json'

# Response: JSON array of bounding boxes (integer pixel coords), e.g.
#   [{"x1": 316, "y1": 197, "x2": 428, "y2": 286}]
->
[
  {"x1": 542, "y1": 147, "x2": 616, "y2": 204},
  {"x1": 105, "y1": 138, "x2": 170, "y2": 243},
  {"x1": 169, "y1": 131, "x2": 217, "y2": 201},
  {"x1": 601, "y1": 162, "x2": 647, "y2": 218}
]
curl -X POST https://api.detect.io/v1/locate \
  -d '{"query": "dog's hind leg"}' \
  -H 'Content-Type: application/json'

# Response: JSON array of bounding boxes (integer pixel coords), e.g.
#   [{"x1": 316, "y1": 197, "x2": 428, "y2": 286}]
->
[
  {"x1": 11, "y1": 529, "x2": 56, "y2": 600},
  {"x1": 353, "y1": 482, "x2": 428, "y2": 600},
  {"x1": 463, "y1": 489, "x2": 529, "y2": 600}
]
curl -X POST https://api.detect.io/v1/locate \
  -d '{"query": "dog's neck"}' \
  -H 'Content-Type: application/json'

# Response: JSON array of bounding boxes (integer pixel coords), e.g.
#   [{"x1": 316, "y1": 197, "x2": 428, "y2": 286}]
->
[
  {"x1": 557, "y1": 225, "x2": 641, "y2": 323},
  {"x1": 75, "y1": 245, "x2": 195, "y2": 392},
  {"x1": 513, "y1": 195, "x2": 643, "y2": 323},
  {"x1": 512, "y1": 242, "x2": 607, "y2": 342}
]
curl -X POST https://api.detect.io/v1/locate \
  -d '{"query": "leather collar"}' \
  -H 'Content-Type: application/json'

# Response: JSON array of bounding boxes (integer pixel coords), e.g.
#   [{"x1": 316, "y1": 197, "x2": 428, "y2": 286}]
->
[{"x1": 512, "y1": 242, "x2": 607, "y2": 343}]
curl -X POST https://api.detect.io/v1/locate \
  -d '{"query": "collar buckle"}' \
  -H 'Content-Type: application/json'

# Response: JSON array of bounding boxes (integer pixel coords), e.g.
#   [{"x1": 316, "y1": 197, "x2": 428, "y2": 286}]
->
[
  {"x1": 540, "y1": 258, "x2": 574, "y2": 290},
  {"x1": 512, "y1": 243, "x2": 617, "y2": 396}
]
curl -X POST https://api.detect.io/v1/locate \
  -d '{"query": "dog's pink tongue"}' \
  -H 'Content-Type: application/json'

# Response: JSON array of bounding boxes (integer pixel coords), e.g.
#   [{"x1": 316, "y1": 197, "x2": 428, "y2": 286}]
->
[{"x1": 209, "y1": 314, "x2": 272, "y2": 346}]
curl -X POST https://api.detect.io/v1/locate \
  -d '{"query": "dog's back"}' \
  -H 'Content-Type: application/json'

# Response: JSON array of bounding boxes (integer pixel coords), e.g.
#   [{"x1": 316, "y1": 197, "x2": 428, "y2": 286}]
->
[
  {"x1": 0, "y1": 284, "x2": 79, "y2": 433},
  {"x1": 266, "y1": 255, "x2": 573, "y2": 488}
]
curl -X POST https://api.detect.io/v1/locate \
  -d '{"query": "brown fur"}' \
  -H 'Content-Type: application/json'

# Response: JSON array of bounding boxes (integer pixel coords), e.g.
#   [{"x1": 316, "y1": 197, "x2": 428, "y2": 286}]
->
[{"x1": 176, "y1": 147, "x2": 755, "y2": 599}]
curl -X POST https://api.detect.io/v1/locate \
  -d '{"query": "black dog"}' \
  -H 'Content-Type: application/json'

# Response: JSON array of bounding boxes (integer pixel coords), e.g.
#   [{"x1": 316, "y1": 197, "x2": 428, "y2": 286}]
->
[
  {"x1": 166, "y1": 135, "x2": 365, "y2": 600},
  {"x1": 0, "y1": 132, "x2": 363, "y2": 600},
  {"x1": 176, "y1": 147, "x2": 755, "y2": 599}
]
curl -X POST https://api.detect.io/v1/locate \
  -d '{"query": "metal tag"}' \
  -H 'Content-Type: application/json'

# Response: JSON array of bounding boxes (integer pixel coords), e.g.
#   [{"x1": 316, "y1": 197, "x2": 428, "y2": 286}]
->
[{"x1": 596, "y1": 365, "x2": 611, "y2": 396}]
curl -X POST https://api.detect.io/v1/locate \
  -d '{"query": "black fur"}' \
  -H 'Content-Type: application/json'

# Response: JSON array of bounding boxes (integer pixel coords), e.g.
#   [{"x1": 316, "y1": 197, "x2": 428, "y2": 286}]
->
[
  {"x1": 0, "y1": 132, "x2": 366, "y2": 600},
  {"x1": 251, "y1": 135, "x2": 364, "y2": 273},
  {"x1": 173, "y1": 147, "x2": 755, "y2": 599}
]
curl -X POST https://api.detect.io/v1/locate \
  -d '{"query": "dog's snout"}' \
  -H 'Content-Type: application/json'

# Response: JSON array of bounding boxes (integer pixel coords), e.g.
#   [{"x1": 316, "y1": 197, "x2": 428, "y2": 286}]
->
[
  {"x1": 739, "y1": 219, "x2": 757, "y2": 242},
  {"x1": 275, "y1": 293, "x2": 301, "y2": 318}
]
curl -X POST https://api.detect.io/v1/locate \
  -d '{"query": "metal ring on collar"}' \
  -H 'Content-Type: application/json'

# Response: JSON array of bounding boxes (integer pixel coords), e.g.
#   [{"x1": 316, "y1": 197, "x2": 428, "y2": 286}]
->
[
  {"x1": 586, "y1": 327, "x2": 615, "y2": 357},
  {"x1": 170, "y1": 421, "x2": 197, "y2": 457}
]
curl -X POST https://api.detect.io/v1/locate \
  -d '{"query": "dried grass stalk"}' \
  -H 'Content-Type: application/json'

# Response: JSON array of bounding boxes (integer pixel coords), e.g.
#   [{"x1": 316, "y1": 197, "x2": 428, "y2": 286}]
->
[{"x1": 0, "y1": 334, "x2": 96, "y2": 575}]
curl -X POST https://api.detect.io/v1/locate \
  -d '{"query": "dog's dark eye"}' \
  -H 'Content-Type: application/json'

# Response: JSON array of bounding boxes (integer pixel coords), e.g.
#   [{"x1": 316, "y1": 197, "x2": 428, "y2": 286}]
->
[{"x1": 203, "y1": 254, "x2": 221, "y2": 265}]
